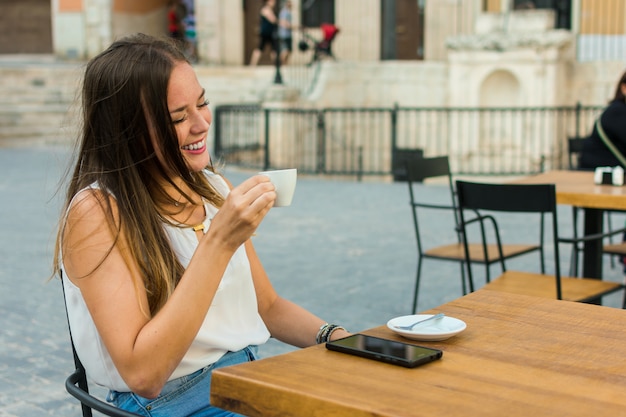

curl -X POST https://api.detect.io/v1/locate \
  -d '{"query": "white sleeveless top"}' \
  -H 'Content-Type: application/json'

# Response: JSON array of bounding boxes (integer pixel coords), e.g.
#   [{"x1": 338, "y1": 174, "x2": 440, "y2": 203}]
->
[{"x1": 62, "y1": 171, "x2": 270, "y2": 392}]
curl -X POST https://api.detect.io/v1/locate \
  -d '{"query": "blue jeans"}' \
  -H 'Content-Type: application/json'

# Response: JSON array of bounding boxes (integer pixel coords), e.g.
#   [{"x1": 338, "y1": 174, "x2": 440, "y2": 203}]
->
[{"x1": 106, "y1": 346, "x2": 258, "y2": 417}]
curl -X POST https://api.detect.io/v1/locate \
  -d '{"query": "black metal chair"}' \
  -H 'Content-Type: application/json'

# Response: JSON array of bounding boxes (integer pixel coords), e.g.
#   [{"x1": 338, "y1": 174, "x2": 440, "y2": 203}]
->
[
  {"x1": 61, "y1": 273, "x2": 142, "y2": 417},
  {"x1": 567, "y1": 136, "x2": 585, "y2": 170},
  {"x1": 405, "y1": 156, "x2": 542, "y2": 313},
  {"x1": 65, "y1": 351, "x2": 142, "y2": 417},
  {"x1": 456, "y1": 180, "x2": 625, "y2": 305}
]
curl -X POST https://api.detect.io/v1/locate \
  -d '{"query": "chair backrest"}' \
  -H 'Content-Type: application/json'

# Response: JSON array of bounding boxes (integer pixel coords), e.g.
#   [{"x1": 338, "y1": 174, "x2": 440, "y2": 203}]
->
[
  {"x1": 405, "y1": 156, "x2": 461, "y2": 252},
  {"x1": 65, "y1": 356, "x2": 142, "y2": 417},
  {"x1": 406, "y1": 155, "x2": 459, "y2": 222},
  {"x1": 405, "y1": 155, "x2": 451, "y2": 183},
  {"x1": 455, "y1": 180, "x2": 562, "y2": 298},
  {"x1": 61, "y1": 273, "x2": 142, "y2": 417},
  {"x1": 456, "y1": 181, "x2": 556, "y2": 213},
  {"x1": 392, "y1": 148, "x2": 424, "y2": 181},
  {"x1": 568, "y1": 136, "x2": 586, "y2": 170}
]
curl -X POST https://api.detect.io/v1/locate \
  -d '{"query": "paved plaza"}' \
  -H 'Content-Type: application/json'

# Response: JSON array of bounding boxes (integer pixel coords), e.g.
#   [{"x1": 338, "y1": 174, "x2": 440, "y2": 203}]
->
[{"x1": 1, "y1": 145, "x2": 624, "y2": 416}]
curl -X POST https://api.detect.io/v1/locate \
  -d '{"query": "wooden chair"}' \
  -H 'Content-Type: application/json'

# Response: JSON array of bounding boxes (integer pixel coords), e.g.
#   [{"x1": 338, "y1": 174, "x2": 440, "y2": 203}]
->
[
  {"x1": 405, "y1": 156, "x2": 541, "y2": 313},
  {"x1": 61, "y1": 273, "x2": 142, "y2": 417},
  {"x1": 456, "y1": 180, "x2": 625, "y2": 305}
]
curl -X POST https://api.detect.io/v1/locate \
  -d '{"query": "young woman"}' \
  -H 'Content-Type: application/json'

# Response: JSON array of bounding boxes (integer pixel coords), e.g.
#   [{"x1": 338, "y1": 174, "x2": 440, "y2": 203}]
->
[
  {"x1": 53, "y1": 33, "x2": 348, "y2": 416},
  {"x1": 579, "y1": 70, "x2": 626, "y2": 170}
]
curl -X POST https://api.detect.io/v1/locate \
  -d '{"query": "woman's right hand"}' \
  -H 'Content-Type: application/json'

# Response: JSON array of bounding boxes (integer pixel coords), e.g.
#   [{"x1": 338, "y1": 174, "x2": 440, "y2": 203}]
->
[{"x1": 206, "y1": 175, "x2": 276, "y2": 250}]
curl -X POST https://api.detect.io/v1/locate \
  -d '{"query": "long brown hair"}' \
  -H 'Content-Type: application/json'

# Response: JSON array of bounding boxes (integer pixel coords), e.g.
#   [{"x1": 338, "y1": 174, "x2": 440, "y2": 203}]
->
[
  {"x1": 613, "y1": 70, "x2": 626, "y2": 102},
  {"x1": 53, "y1": 33, "x2": 224, "y2": 316}
]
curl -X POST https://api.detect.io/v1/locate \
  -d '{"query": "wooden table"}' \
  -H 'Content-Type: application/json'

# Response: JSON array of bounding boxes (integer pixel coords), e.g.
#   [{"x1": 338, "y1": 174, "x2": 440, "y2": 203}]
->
[
  {"x1": 210, "y1": 290, "x2": 626, "y2": 417},
  {"x1": 512, "y1": 170, "x2": 626, "y2": 278}
]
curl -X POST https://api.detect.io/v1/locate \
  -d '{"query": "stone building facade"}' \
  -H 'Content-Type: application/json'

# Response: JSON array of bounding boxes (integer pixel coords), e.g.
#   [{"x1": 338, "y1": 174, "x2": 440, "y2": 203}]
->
[{"x1": 34, "y1": 1, "x2": 623, "y2": 107}]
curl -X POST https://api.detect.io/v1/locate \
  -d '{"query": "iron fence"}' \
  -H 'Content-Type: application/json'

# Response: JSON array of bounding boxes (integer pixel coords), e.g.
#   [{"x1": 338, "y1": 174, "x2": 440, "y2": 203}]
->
[{"x1": 213, "y1": 103, "x2": 604, "y2": 179}]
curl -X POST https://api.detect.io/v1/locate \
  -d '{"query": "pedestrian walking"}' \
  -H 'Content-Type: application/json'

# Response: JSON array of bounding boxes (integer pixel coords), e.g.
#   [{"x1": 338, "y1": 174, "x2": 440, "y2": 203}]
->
[
  {"x1": 278, "y1": 0, "x2": 293, "y2": 65},
  {"x1": 249, "y1": 0, "x2": 278, "y2": 66}
]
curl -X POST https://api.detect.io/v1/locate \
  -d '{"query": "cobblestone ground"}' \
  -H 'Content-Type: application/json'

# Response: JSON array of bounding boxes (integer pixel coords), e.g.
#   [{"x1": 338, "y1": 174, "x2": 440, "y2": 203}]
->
[{"x1": 1, "y1": 146, "x2": 624, "y2": 416}]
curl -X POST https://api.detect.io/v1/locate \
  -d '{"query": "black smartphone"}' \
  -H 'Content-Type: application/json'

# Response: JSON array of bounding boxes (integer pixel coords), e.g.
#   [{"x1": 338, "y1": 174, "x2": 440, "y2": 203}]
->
[{"x1": 326, "y1": 334, "x2": 443, "y2": 368}]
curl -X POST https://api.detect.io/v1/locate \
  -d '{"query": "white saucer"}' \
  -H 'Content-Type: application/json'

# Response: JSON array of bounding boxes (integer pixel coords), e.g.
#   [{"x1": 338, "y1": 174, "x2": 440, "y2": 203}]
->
[{"x1": 387, "y1": 314, "x2": 467, "y2": 341}]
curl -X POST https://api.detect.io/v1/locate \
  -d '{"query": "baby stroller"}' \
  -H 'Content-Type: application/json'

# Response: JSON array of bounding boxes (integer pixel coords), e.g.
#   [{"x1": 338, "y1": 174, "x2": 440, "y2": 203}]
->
[{"x1": 298, "y1": 23, "x2": 340, "y2": 65}]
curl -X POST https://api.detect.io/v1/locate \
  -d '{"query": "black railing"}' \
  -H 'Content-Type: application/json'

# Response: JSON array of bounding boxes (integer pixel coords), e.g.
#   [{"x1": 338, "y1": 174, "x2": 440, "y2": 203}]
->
[{"x1": 213, "y1": 103, "x2": 604, "y2": 178}]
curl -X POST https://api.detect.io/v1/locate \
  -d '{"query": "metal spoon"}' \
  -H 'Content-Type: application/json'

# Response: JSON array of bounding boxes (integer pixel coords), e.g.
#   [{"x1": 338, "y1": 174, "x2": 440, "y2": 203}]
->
[{"x1": 394, "y1": 313, "x2": 445, "y2": 330}]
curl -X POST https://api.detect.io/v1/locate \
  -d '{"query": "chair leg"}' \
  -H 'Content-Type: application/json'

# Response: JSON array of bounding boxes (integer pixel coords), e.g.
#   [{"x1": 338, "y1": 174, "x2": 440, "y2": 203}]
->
[
  {"x1": 569, "y1": 206, "x2": 580, "y2": 277},
  {"x1": 608, "y1": 212, "x2": 616, "y2": 269},
  {"x1": 466, "y1": 262, "x2": 475, "y2": 293},
  {"x1": 485, "y1": 262, "x2": 491, "y2": 283},
  {"x1": 459, "y1": 262, "x2": 467, "y2": 295},
  {"x1": 411, "y1": 257, "x2": 424, "y2": 314},
  {"x1": 569, "y1": 245, "x2": 580, "y2": 277}
]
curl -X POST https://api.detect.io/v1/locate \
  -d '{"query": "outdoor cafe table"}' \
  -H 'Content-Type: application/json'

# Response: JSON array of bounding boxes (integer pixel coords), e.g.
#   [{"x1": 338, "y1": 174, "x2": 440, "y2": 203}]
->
[
  {"x1": 511, "y1": 169, "x2": 626, "y2": 279},
  {"x1": 210, "y1": 289, "x2": 626, "y2": 417}
]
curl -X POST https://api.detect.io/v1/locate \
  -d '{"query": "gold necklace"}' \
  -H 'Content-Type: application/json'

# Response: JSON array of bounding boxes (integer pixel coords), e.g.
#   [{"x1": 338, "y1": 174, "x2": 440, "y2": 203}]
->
[{"x1": 184, "y1": 198, "x2": 208, "y2": 232}]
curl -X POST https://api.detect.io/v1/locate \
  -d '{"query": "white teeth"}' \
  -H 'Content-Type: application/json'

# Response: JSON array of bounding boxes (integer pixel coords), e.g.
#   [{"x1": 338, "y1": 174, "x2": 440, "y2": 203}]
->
[{"x1": 182, "y1": 139, "x2": 204, "y2": 151}]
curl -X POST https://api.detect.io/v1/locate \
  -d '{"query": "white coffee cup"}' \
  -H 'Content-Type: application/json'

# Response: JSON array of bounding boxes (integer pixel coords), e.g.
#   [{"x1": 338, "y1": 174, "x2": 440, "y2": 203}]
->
[{"x1": 259, "y1": 168, "x2": 297, "y2": 207}]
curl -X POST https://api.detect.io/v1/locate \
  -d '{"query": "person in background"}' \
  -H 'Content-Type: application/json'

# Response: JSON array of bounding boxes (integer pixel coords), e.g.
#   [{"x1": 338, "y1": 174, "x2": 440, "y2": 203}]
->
[
  {"x1": 579, "y1": 70, "x2": 626, "y2": 170},
  {"x1": 578, "y1": 70, "x2": 626, "y2": 274},
  {"x1": 249, "y1": 0, "x2": 278, "y2": 66},
  {"x1": 53, "y1": 33, "x2": 349, "y2": 416},
  {"x1": 167, "y1": 0, "x2": 188, "y2": 44},
  {"x1": 278, "y1": 0, "x2": 293, "y2": 65}
]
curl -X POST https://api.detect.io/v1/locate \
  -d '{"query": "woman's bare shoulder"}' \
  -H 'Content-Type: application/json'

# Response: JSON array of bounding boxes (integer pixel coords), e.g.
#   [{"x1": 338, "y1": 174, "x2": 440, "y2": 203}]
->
[
  {"x1": 64, "y1": 187, "x2": 120, "y2": 242},
  {"x1": 68, "y1": 187, "x2": 114, "y2": 219}
]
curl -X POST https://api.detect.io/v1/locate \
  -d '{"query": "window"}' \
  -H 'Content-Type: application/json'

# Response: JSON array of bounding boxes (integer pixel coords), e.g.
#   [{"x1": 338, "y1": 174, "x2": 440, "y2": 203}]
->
[{"x1": 301, "y1": 0, "x2": 334, "y2": 27}]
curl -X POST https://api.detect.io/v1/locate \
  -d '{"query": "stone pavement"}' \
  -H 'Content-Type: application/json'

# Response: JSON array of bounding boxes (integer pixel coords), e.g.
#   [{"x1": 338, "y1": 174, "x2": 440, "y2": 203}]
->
[{"x1": 1, "y1": 146, "x2": 624, "y2": 416}]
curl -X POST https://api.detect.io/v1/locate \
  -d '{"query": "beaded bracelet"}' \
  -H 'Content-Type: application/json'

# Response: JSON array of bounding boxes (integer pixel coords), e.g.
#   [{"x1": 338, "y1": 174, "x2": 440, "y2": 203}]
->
[
  {"x1": 325, "y1": 324, "x2": 346, "y2": 341},
  {"x1": 316, "y1": 323, "x2": 347, "y2": 344},
  {"x1": 315, "y1": 323, "x2": 329, "y2": 344}
]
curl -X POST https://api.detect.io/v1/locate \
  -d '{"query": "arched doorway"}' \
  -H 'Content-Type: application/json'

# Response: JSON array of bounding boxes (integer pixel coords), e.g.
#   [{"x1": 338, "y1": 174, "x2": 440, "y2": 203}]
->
[{"x1": 479, "y1": 70, "x2": 529, "y2": 171}]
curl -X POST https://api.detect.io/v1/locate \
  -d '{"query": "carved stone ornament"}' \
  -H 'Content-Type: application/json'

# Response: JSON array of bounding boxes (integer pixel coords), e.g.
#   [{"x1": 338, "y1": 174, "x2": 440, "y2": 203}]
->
[{"x1": 446, "y1": 29, "x2": 574, "y2": 52}]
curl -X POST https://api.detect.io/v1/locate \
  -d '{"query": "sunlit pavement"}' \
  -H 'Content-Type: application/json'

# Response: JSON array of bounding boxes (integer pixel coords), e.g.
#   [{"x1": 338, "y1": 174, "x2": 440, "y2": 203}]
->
[{"x1": 1, "y1": 145, "x2": 624, "y2": 416}]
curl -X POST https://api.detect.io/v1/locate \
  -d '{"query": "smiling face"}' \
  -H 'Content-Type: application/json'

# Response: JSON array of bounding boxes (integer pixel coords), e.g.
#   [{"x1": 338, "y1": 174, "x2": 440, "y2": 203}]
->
[{"x1": 166, "y1": 62, "x2": 212, "y2": 173}]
